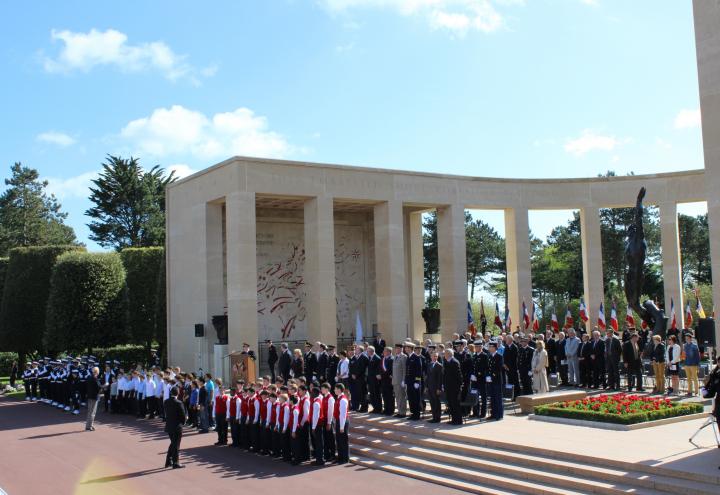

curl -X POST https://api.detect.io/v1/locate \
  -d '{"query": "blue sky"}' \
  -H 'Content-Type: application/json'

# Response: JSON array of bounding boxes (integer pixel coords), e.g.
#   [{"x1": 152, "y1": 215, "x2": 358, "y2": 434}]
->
[{"x1": 0, "y1": 0, "x2": 707, "y2": 249}]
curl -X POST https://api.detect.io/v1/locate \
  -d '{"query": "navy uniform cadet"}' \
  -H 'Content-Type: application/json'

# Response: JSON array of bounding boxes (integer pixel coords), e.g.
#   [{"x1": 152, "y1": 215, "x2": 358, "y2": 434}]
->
[
  {"x1": 487, "y1": 342, "x2": 505, "y2": 421},
  {"x1": 38, "y1": 357, "x2": 51, "y2": 403},
  {"x1": 29, "y1": 361, "x2": 39, "y2": 401},
  {"x1": 405, "y1": 344, "x2": 424, "y2": 420},
  {"x1": 517, "y1": 337, "x2": 534, "y2": 396},
  {"x1": 79, "y1": 360, "x2": 89, "y2": 406},
  {"x1": 69, "y1": 368, "x2": 82, "y2": 414},
  {"x1": 22, "y1": 362, "x2": 33, "y2": 401},
  {"x1": 49, "y1": 362, "x2": 59, "y2": 406},
  {"x1": 459, "y1": 340, "x2": 475, "y2": 415},
  {"x1": 102, "y1": 362, "x2": 115, "y2": 412},
  {"x1": 471, "y1": 340, "x2": 490, "y2": 418}
]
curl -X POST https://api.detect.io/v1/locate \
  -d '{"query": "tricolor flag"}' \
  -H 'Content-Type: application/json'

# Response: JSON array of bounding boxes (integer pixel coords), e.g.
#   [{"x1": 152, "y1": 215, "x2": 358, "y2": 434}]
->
[
  {"x1": 504, "y1": 303, "x2": 512, "y2": 331},
  {"x1": 551, "y1": 311, "x2": 560, "y2": 331},
  {"x1": 578, "y1": 298, "x2": 589, "y2": 323},
  {"x1": 467, "y1": 301, "x2": 477, "y2": 336},
  {"x1": 669, "y1": 298, "x2": 677, "y2": 330},
  {"x1": 494, "y1": 301, "x2": 503, "y2": 330},
  {"x1": 564, "y1": 306, "x2": 574, "y2": 329},
  {"x1": 532, "y1": 301, "x2": 540, "y2": 331},
  {"x1": 625, "y1": 304, "x2": 635, "y2": 328},
  {"x1": 685, "y1": 301, "x2": 693, "y2": 328},
  {"x1": 522, "y1": 301, "x2": 531, "y2": 330},
  {"x1": 610, "y1": 302, "x2": 619, "y2": 331},
  {"x1": 694, "y1": 288, "x2": 706, "y2": 319},
  {"x1": 598, "y1": 302, "x2": 606, "y2": 330}
]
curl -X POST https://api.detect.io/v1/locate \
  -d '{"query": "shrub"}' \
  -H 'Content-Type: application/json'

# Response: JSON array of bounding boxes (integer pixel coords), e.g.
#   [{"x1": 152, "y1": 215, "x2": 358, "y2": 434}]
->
[
  {"x1": 92, "y1": 344, "x2": 149, "y2": 369},
  {"x1": 0, "y1": 257, "x2": 9, "y2": 304},
  {"x1": 120, "y1": 247, "x2": 164, "y2": 355},
  {"x1": 0, "y1": 245, "x2": 84, "y2": 356},
  {"x1": 45, "y1": 251, "x2": 127, "y2": 353}
]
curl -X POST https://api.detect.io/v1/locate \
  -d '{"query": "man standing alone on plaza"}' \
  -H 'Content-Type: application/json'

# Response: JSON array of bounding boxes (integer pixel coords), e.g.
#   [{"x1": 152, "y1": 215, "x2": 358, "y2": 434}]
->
[
  {"x1": 164, "y1": 387, "x2": 186, "y2": 469},
  {"x1": 85, "y1": 366, "x2": 103, "y2": 431}
]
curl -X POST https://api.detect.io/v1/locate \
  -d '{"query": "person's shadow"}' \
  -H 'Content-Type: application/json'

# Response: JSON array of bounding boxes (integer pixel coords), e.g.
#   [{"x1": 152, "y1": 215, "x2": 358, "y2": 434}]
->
[{"x1": 80, "y1": 467, "x2": 168, "y2": 484}]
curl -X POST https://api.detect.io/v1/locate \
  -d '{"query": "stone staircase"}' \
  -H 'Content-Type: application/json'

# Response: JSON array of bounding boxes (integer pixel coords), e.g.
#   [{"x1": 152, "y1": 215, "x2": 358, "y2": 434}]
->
[{"x1": 349, "y1": 414, "x2": 720, "y2": 495}]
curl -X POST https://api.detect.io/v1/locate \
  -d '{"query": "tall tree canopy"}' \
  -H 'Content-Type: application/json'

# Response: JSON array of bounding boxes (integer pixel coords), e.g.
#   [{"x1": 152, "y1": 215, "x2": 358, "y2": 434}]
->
[
  {"x1": 0, "y1": 162, "x2": 77, "y2": 256},
  {"x1": 86, "y1": 155, "x2": 176, "y2": 250}
]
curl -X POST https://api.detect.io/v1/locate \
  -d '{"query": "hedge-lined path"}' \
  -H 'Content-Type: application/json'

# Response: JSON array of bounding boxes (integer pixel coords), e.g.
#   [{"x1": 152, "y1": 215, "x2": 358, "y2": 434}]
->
[{"x1": 0, "y1": 396, "x2": 465, "y2": 495}]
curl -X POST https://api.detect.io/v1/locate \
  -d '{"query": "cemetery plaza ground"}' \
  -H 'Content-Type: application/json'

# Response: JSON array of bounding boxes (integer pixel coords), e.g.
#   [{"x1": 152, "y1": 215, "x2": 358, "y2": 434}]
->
[{"x1": 1, "y1": 393, "x2": 719, "y2": 495}]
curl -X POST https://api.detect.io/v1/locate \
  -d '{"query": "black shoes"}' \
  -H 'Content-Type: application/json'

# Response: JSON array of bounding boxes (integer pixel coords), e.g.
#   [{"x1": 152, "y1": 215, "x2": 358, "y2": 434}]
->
[{"x1": 172, "y1": 464, "x2": 184, "y2": 469}]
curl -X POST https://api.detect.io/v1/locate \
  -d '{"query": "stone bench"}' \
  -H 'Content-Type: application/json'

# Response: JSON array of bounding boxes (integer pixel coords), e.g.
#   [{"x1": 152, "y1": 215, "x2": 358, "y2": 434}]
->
[{"x1": 516, "y1": 390, "x2": 587, "y2": 414}]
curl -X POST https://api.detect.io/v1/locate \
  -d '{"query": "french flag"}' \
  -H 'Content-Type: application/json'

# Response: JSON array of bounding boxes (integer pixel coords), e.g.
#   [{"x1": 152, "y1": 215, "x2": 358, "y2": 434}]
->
[
  {"x1": 494, "y1": 301, "x2": 503, "y2": 329},
  {"x1": 564, "y1": 306, "x2": 574, "y2": 329},
  {"x1": 625, "y1": 304, "x2": 635, "y2": 328},
  {"x1": 532, "y1": 301, "x2": 540, "y2": 331},
  {"x1": 669, "y1": 298, "x2": 677, "y2": 330},
  {"x1": 551, "y1": 311, "x2": 559, "y2": 332},
  {"x1": 578, "y1": 299, "x2": 589, "y2": 323},
  {"x1": 610, "y1": 302, "x2": 619, "y2": 331},
  {"x1": 522, "y1": 301, "x2": 531, "y2": 330},
  {"x1": 598, "y1": 302, "x2": 606, "y2": 330},
  {"x1": 685, "y1": 302, "x2": 693, "y2": 328}
]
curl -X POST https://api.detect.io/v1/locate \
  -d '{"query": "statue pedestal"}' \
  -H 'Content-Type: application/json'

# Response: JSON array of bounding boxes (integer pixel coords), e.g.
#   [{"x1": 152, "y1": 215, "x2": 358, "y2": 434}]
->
[{"x1": 213, "y1": 344, "x2": 229, "y2": 384}]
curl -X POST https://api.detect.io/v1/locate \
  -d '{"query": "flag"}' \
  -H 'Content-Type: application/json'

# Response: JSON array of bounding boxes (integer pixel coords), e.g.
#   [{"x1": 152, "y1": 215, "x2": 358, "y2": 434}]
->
[
  {"x1": 610, "y1": 302, "x2": 619, "y2": 331},
  {"x1": 625, "y1": 304, "x2": 635, "y2": 328},
  {"x1": 578, "y1": 298, "x2": 589, "y2": 323},
  {"x1": 355, "y1": 309, "x2": 363, "y2": 344},
  {"x1": 522, "y1": 301, "x2": 531, "y2": 330},
  {"x1": 564, "y1": 306, "x2": 574, "y2": 329},
  {"x1": 504, "y1": 303, "x2": 512, "y2": 331},
  {"x1": 669, "y1": 298, "x2": 677, "y2": 330},
  {"x1": 598, "y1": 302, "x2": 606, "y2": 330},
  {"x1": 685, "y1": 301, "x2": 693, "y2": 328},
  {"x1": 532, "y1": 301, "x2": 540, "y2": 331},
  {"x1": 551, "y1": 311, "x2": 559, "y2": 331},
  {"x1": 494, "y1": 301, "x2": 503, "y2": 329},
  {"x1": 694, "y1": 288, "x2": 706, "y2": 319},
  {"x1": 467, "y1": 301, "x2": 477, "y2": 337}
]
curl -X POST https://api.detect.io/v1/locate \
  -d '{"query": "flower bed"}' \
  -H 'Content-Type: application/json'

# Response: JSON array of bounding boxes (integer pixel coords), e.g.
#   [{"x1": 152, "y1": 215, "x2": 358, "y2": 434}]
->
[{"x1": 534, "y1": 394, "x2": 704, "y2": 425}]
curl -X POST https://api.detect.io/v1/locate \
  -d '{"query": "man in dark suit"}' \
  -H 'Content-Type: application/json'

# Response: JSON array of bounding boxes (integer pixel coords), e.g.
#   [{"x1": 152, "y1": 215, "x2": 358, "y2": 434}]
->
[
  {"x1": 405, "y1": 344, "x2": 424, "y2": 420},
  {"x1": 545, "y1": 330, "x2": 557, "y2": 374},
  {"x1": 502, "y1": 335, "x2": 520, "y2": 399},
  {"x1": 590, "y1": 330, "x2": 606, "y2": 389},
  {"x1": 304, "y1": 342, "x2": 318, "y2": 384},
  {"x1": 517, "y1": 338, "x2": 534, "y2": 395},
  {"x1": 604, "y1": 329, "x2": 622, "y2": 390},
  {"x1": 471, "y1": 342, "x2": 490, "y2": 418},
  {"x1": 578, "y1": 334, "x2": 593, "y2": 388},
  {"x1": 164, "y1": 386, "x2": 187, "y2": 469},
  {"x1": 267, "y1": 340, "x2": 278, "y2": 383},
  {"x1": 379, "y1": 347, "x2": 394, "y2": 415},
  {"x1": 442, "y1": 349, "x2": 463, "y2": 425},
  {"x1": 372, "y1": 333, "x2": 386, "y2": 356},
  {"x1": 351, "y1": 346, "x2": 369, "y2": 412},
  {"x1": 425, "y1": 351, "x2": 443, "y2": 423},
  {"x1": 487, "y1": 342, "x2": 504, "y2": 420},
  {"x1": 366, "y1": 346, "x2": 383, "y2": 413},
  {"x1": 278, "y1": 343, "x2": 292, "y2": 382},
  {"x1": 556, "y1": 332, "x2": 568, "y2": 385},
  {"x1": 622, "y1": 332, "x2": 644, "y2": 392},
  {"x1": 326, "y1": 345, "x2": 339, "y2": 389},
  {"x1": 316, "y1": 343, "x2": 329, "y2": 383}
]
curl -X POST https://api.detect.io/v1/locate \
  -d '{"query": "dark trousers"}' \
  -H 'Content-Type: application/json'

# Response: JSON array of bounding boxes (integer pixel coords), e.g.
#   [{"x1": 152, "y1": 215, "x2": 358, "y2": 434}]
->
[
  {"x1": 579, "y1": 360, "x2": 592, "y2": 387},
  {"x1": 428, "y1": 390, "x2": 442, "y2": 421},
  {"x1": 368, "y1": 379, "x2": 382, "y2": 412},
  {"x1": 269, "y1": 363, "x2": 276, "y2": 383},
  {"x1": 489, "y1": 382, "x2": 503, "y2": 419},
  {"x1": 300, "y1": 423, "x2": 310, "y2": 460},
  {"x1": 446, "y1": 389, "x2": 462, "y2": 424},
  {"x1": 505, "y1": 368, "x2": 520, "y2": 399},
  {"x1": 216, "y1": 415, "x2": 228, "y2": 444},
  {"x1": 407, "y1": 384, "x2": 422, "y2": 419},
  {"x1": 354, "y1": 378, "x2": 368, "y2": 410},
  {"x1": 626, "y1": 366, "x2": 643, "y2": 391},
  {"x1": 606, "y1": 360, "x2": 620, "y2": 389},
  {"x1": 230, "y1": 418, "x2": 239, "y2": 446},
  {"x1": 381, "y1": 382, "x2": 394, "y2": 415},
  {"x1": 558, "y1": 360, "x2": 569, "y2": 385},
  {"x1": 104, "y1": 388, "x2": 111, "y2": 412},
  {"x1": 313, "y1": 426, "x2": 325, "y2": 464},
  {"x1": 239, "y1": 420, "x2": 248, "y2": 449},
  {"x1": 272, "y1": 429, "x2": 282, "y2": 457},
  {"x1": 291, "y1": 430, "x2": 303, "y2": 463},
  {"x1": 138, "y1": 396, "x2": 146, "y2": 417},
  {"x1": 472, "y1": 383, "x2": 488, "y2": 418},
  {"x1": 335, "y1": 421, "x2": 349, "y2": 463},
  {"x1": 23, "y1": 380, "x2": 30, "y2": 399},
  {"x1": 166, "y1": 428, "x2": 182, "y2": 466},
  {"x1": 592, "y1": 360, "x2": 605, "y2": 387},
  {"x1": 519, "y1": 369, "x2": 533, "y2": 395},
  {"x1": 249, "y1": 422, "x2": 259, "y2": 451},
  {"x1": 282, "y1": 430, "x2": 292, "y2": 461},
  {"x1": 323, "y1": 424, "x2": 336, "y2": 460}
]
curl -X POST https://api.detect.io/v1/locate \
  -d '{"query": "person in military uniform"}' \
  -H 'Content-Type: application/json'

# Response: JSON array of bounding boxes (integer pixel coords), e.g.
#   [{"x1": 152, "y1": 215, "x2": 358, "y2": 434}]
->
[
  {"x1": 38, "y1": 357, "x2": 50, "y2": 403},
  {"x1": 405, "y1": 344, "x2": 424, "y2": 420},
  {"x1": 472, "y1": 340, "x2": 490, "y2": 418},
  {"x1": 487, "y1": 342, "x2": 505, "y2": 420},
  {"x1": 22, "y1": 362, "x2": 33, "y2": 401},
  {"x1": 393, "y1": 344, "x2": 408, "y2": 417},
  {"x1": 517, "y1": 337, "x2": 534, "y2": 396},
  {"x1": 442, "y1": 349, "x2": 463, "y2": 425},
  {"x1": 458, "y1": 340, "x2": 474, "y2": 415}
]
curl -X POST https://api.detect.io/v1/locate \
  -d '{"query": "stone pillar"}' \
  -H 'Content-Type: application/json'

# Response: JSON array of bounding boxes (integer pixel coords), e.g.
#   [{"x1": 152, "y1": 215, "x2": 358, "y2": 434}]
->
[
  {"x1": 659, "y1": 203, "x2": 684, "y2": 322},
  {"x1": 204, "y1": 202, "x2": 225, "y2": 373},
  {"x1": 504, "y1": 207, "x2": 532, "y2": 332},
  {"x1": 580, "y1": 207, "x2": 604, "y2": 328},
  {"x1": 304, "y1": 196, "x2": 337, "y2": 347},
  {"x1": 405, "y1": 210, "x2": 426, "y2": 341},
  {"x1": 437, "y1": 204, "x2": 467, "y2": 341},
  {"x1": 225, "y1": 191, "x2": 258, "y2": 359},
  {"x1": 693, "y1": 0, "x2": 720, "y2": 344},
  {"x1": 374, "y1": 200, "x2": 409, "y2": 346}
]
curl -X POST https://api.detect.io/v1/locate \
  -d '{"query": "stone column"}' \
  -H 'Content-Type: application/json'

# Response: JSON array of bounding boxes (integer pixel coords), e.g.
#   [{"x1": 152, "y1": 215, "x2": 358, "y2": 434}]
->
[
  {"x1": 504, "y1": 207, "x2": 532, "y2": 332},
  {"x1": 405, "y1": 210, "x2": 426, "y2": 341},
  {"x1": 437, "y1": 204, "x2": 467, "y2": 341},
  {"x1": 659, "y1": 203, "x2": 684, "y2": 322},
  {"x1": 225, "y1": 191, "x2": 258, "y2": 357},
  {"x1": 693, "y1": 0, "x2": 720, "y2": 344},
  {"x1": 580, "y1": 207, "x2": 604, "y2": 328},
  {"x1": 204, "y1": 202, "x2": 225, "y2": 371},
  {"x1": 374, "y1": 200, "x2": 409, "y2": 346},
  {"x1": 304, "y1": 196, "x2": 337, "y2": 347}
]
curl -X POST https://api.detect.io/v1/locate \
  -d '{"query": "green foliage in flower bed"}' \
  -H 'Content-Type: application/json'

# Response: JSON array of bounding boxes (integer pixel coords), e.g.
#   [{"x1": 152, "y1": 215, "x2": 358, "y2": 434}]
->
[{"x1": 535, "y1": 394, "x2": 704, "y2": 425}]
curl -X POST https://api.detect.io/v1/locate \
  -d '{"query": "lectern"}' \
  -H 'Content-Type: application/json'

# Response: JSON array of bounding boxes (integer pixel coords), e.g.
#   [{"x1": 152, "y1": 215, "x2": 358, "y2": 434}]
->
[{"x1": 230, "y1": 351, "x2": 257, "y2": 385}]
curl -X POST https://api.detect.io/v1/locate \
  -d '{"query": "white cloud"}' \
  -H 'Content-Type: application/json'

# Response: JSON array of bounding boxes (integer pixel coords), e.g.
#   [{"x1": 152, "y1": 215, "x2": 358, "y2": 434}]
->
[
  {"x1": 36, "y1": 131, "x2": 76, "y2": 147},
  {"x1": 564, "y1": 129, "x2": 629, "y2": 156},
  {"x1": 655, "y1": 137, "x2": 672, "y2": 149},
  {"x1": 319, "y1": 0, "x2": 512, "y2": 34},
  {"x1": 43, "y1": 28, "x2": 214, "y2": 84},
  {"x1": 44, "y1": 170, "x2": 97, "y2": 199},
  {"x1": 167, "y1": 164, "x2": 197, "y2": 178},
  {"x1": 674, "y1": 108, "x2": 701, "y2": 129},
  {"x1": 120, "y1": 105, "x2": 291, "y2": 160}
]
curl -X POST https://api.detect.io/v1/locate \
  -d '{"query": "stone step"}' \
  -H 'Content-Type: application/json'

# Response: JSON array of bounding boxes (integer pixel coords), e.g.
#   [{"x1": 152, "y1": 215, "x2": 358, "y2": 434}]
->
[
  {"x1": 350, "y1": 445, "x2": 655, "y2": 495},
  {"x1": 350, "y1": 424, "x2": 719, "y2": 495},
  {"x1": 350, "y1": 413, "x2": 720, "y2": 486}
]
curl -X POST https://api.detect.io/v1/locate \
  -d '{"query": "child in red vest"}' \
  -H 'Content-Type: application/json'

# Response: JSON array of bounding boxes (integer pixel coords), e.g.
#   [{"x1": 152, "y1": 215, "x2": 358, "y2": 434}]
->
[
  {"x1": 321, "y1": 382, "x2": 336, "y2": 461},
  {"x1": 281, "y1": 394, "x2": 293, "y2": 462},
  {"x1": 310, "y1": 386, "x2": 325, "y2": 465},
  {"x1": 212, "y1": 380, "x2": 229, "y2": 446},
  {"x1": 228, "y1": 381, "x2": 242, "y2": 447},
  {"x1": 257, "y1": 390, "x2": 269, "y2": 454},
  {"x1": 333, "y1": 383, "x2": 350, "y2": 464}
]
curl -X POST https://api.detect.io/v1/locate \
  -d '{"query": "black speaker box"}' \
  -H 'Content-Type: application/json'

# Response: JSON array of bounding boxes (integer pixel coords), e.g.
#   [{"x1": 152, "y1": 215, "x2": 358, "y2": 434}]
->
[
  {"x1": 696, "y1": 318, "x2": 716, "y2": 347},
  {"x1": 194, "y1": 323, "x2": 205, "y2": 338}
]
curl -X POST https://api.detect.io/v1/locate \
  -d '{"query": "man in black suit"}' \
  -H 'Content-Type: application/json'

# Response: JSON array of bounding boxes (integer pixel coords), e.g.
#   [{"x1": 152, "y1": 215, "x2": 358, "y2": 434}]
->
[
  {"x1": 517, "y1": 338, "x2": 534, "y2": 395},
  {"x1": 316, "y1": 343, "x2": 329, "y2": 383},
  {"x1": 379, "y1": 347, "x2": 394, "y2": 415},
  {"x1": 304, "y1": 342, "x2": 318, "y2": 384},
  {"x1": 326, "y1": 345, "x2": 339, "y2": 389},
  {"x1": 405, "y1": 344, "x2": 424, "y2": 420},
  {"x1": 545, "y1": 330, "x2": 557, "y2": 374},
  {"x1": 502, "y1": 335, "x2": 520, "y2": 399},
  {"x1": 442, "y1": 349, "x2": 463, "y2": 425},
  {"x1": 366, "y1": 346, "x2": 383, "y2": 413},
  {"x1": 372, "y1": 332, "x2": 386, "y2": 356},
  {"x1": 278, "y1": 343, "x2": 292, "y2": 382},
  {"x1": 604, "y1": 328, "x2": 622, "y2": 390},
  {"x1": 164, "y1": 386, "x2": 186, "y2": 469},
  {"x1": 267, "y1": 340, "x2": 278, "y2": 382},
  {"x1": 425, "y1": 351, "x2": 443, "y2": 422},
  {"x1": 556, "y1": 332, "x2": 568, "y2": 385},
  {"x1": 487, "y1": 342, "x2": 504, "y2": 420},
  {"x1": 471, "y1": 342, "x2": 490, "y2": 418},
  {"x1": 578, "y1": 334, "x2": 593, "y2": 388},
  {"x1": 622, "y1": 332, "x2": 644, "y2": 391},
  {"x1": 590, "y1": 330, "x2": 606, "y2": 389}
]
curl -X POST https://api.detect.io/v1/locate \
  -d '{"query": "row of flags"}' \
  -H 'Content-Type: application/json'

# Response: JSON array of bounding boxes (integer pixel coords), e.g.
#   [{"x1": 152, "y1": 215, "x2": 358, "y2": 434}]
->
[{"x1": 467, "y1": 289, "x2": 712, "y2": 334}]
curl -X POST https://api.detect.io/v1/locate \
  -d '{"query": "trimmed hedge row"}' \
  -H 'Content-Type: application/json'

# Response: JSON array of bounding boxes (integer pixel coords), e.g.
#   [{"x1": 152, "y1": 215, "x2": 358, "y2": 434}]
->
[{"x1": 535, "y1": 402, "x2": 703, "y2": 425}]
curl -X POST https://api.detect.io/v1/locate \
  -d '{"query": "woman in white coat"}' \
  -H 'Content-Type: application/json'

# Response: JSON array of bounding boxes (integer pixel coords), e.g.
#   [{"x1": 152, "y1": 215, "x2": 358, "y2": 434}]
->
[{"x1": 532, "y1": 340, "x2": 549, "y2": 394}]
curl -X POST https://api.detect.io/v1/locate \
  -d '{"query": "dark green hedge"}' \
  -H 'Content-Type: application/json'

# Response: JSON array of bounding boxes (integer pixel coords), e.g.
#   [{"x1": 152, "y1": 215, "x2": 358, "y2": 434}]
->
[
  {"x1": 120, "y1": 247, "x2": 164, "y2": 351},
  {"x1": 0, "y1": 258, "x2": 9, "y2": 306},
  {"x1": 155, "y1": 254, "x2": 166, "y2": 363},
  {"x1": 535, "y1": 402, "x2": 704, "y2": 425},
  {"x1": 91, "y1": 344, "x2": 148, "y2": 369},
  {"x1": 0, "y1": 245, "x2": 84, "y2": 354},
  {"x1": 45, "y1": 251, "x2": 127, "y2": 353}
]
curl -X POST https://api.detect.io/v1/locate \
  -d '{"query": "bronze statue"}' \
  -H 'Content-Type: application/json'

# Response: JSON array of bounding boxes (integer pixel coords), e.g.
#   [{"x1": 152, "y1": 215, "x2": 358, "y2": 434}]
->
[{"x1": 624, "y1": 187, "x2": 666, "y2": 334}]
